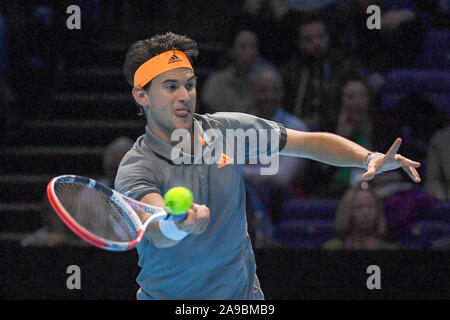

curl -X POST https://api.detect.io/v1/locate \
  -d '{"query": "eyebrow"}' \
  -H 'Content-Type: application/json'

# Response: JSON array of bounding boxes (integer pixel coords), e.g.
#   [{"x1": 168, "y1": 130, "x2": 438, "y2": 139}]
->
[{"x1": 161, "y1": 76, "x2": 196, "y2": 84}]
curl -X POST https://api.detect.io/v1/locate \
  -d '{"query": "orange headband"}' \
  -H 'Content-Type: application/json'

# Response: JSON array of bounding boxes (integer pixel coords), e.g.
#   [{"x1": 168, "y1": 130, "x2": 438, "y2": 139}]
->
[{"x1": 133, "y1": 50, "x2": 194, "y2": 88}]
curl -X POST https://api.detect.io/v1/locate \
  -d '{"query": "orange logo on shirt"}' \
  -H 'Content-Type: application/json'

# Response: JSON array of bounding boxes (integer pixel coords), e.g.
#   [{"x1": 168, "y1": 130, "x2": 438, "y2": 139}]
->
[
  {"x1": 197, "y1": 134, "x2": 233, "y2": 168},
  {"x1": 218, "y1": 153, "x2": 234, "y2": 168}
]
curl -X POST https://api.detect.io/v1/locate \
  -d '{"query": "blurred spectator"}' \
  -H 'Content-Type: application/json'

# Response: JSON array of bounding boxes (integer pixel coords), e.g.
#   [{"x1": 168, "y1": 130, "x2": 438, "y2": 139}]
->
[
  {"x1": 21, "y1": 137, "x2": 134, "y2": 247},
  {"x1": 300, "y1": 76, "x2": 374, "y2": 198},
  {"x1": 240, "y1": 0, "x2": 295, "y2": 66},
  {"x1": 243, "y1": 66, "x2": 308, "y2": 247},
  {"x1": 331, "y1": 76, "x2": 373, "y2": 190},
  {"x1": 323, "y1": 183, "x2": 400, "y2": 250},
  {"x1": 281, "y1": 11, "x2": 361, "y2": 131},
  {"x1": 201, "y1": 28, "x2": 273, "y2": 114},
  {"x1": 331, "y1": 2, "x2": 425, "y2": 92},
  {"x1": 366, "y1": 9, "x2": 424, "y2": 89},
  {"x1": 425, "y1": 125, "x2": 450, "y2": 201},
  {"x1": 240, "y1": 1, "x2": 338, "y2": 66}
]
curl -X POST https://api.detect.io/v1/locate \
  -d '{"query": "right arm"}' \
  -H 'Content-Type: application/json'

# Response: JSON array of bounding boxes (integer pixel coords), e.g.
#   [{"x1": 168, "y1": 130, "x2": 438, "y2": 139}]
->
[{"x1": 137, "y1": 192, "x2": 210, "y2": 248}]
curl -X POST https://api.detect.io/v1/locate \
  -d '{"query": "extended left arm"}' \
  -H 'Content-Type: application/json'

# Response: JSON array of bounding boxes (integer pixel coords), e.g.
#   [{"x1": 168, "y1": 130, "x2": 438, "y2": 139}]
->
[{"x1": 280, "y1": 129, "x2": 421, "y2": 183}]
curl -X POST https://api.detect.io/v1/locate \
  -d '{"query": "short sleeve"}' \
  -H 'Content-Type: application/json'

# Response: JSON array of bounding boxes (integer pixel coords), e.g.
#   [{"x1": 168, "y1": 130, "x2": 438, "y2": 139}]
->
[{"x1": 114, "y1": 149, "x2": 162, "y2": 201}]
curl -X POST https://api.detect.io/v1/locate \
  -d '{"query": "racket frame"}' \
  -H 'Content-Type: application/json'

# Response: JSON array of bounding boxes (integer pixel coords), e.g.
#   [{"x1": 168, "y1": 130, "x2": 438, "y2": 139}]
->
[{"x1": 47, "y1": 175, "x2": 173, "y2": 251}]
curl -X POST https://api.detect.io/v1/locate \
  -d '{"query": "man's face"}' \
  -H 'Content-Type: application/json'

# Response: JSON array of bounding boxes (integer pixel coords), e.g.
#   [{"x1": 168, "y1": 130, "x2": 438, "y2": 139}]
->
[
  {"x1": 252, "y1": 70, "x2": 283, "y2": 119},
  {"x1": 143, "y1": 68, "x2": 197, "y2": 140},
  {"x1": 232, "y1": 30, "x2": 258, "y2": 72},
  {"x1": 298, "y1": 21, "x2": 329, "y2": 59}
]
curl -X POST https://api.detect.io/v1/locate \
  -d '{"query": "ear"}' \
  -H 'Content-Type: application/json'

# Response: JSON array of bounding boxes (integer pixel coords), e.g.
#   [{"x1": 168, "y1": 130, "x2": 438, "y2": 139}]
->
[{"x1": 132, "y1": 87, "x2": 150, "y2": 107}]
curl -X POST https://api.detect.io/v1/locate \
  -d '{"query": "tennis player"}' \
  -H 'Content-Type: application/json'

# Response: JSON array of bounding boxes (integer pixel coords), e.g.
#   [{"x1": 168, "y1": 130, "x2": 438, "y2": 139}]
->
[{"x1": 115, "y1": 32, "x2": 421, "y2": 300}]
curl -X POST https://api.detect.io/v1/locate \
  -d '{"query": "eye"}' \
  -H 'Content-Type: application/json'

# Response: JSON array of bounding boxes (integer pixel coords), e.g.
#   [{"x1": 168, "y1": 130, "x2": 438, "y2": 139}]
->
[
  {"x1": 185, "y1": 81, "x2": 196, "y2": 91},
  {"x1": 166, "y1": 83, "x2": 179, "y2": 91}
]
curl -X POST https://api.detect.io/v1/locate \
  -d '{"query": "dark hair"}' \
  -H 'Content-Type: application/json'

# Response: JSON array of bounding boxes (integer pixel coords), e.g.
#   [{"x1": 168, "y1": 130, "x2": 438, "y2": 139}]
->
[
  {"x1": 337, "y1": 74, "x2": 374, "y2": 134},
  {"x1": 123, "y1": 32, "x2": 199, "y2": 89},
  {"x1": 336, "y1": 183, "x2": 387, "y2": 238},
  {"x1": 285, "y1": 10, "x2": 327, "y2": 35},
  {"x1": 338, "y1": 74, "x2": 373, "y2": 105}
]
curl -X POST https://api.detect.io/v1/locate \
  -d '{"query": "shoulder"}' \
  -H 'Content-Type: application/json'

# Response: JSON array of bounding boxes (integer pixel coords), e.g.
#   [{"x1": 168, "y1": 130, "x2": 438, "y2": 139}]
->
[
  {"x1": 196, "y1": 112, "x2": 254, "y2": 128},
  {"x1": 115, "y1": 136, "x2": 162, "y2": 182},
  {"x1": 200, "y1": 112, "x2": 285, "y2": 132}
]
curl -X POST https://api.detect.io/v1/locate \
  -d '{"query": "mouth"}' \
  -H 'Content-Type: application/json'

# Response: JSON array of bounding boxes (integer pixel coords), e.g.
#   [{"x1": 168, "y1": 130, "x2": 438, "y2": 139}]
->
[{"x1": 173, "y1": 107, "x2": 191, "y2": 118}]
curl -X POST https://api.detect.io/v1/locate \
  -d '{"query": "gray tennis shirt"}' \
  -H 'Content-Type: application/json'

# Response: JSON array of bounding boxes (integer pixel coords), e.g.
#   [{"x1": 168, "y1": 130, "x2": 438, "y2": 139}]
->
[{"x1": 115, "y1": 112, "x2": 287, "y2": 299}]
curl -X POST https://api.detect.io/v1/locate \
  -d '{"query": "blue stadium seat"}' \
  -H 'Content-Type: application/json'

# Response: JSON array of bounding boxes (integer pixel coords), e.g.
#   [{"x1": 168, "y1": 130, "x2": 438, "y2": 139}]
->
[
  {"x1": 279, "y1": 199, "x2": 339, "y2": 222},
  {"x1": 275, "y1": 219, "x2": 336, "y2": 249},
  {"x1": 397, "y1": 220, "x2": 450, "y2": 249},
  {"x1": 380, "y1": 70, "x2": 450, "y2": 115}
]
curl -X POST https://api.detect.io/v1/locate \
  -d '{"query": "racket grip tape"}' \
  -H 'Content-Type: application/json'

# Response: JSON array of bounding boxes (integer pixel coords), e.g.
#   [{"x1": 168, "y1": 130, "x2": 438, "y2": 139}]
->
[{"x1": 166, "y1": 212, "x2": 187, "y2": 222}]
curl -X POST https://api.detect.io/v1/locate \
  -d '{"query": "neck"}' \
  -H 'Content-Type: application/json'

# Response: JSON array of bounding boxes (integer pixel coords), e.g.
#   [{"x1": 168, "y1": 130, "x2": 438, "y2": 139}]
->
[{"x1": 146, "y1": 124, "x2": 195, "y2": 155}]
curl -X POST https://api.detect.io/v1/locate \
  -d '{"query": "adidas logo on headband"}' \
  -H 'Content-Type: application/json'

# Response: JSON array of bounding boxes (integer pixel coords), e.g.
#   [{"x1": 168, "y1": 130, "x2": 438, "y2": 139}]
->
[{"x1": 168, "y1": 54, "x2": 183, "y2": 64}]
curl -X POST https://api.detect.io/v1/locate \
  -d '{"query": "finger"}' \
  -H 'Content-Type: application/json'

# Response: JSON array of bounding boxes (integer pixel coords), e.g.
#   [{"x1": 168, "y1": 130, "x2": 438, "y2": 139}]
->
[
  {"x1": 386, "y1": 138, "x2": 402, "y2": 157},
  {"x1": 395, "y1": 154, "x2": 421, "y2": 168},
  {"x1": 409, "y1": 166, "x2": 421, "y2": 183},
  {"x1": 361, "y1": 168, "x2": 376, "y2": 180},
  {"x1": 183, "y1": 208, "x2": 197, "y2": 225},
  {"x1": 195, "y1": 205, "x2": 210, "y2": 220},
  {"x1": 402, "y1": 166, "x2": 421, "y2": 183}
]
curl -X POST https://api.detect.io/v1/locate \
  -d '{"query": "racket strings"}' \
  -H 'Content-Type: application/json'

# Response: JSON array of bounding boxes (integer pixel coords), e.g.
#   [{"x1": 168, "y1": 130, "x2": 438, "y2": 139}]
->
[{"x1": 53, "y1": 182, "x2": 138, "y2": 242}]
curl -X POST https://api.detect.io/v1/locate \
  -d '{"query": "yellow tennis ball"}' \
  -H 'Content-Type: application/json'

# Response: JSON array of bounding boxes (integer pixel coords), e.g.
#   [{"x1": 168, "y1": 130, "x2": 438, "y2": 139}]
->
[{"x1": 164, "y1": 187, "x2": 193, "y2": 215}]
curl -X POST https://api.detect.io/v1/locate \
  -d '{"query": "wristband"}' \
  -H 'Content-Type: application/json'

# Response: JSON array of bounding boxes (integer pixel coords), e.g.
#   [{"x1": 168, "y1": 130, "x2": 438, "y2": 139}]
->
[
  {"x1": 159, "y1": 220, "x2": 188, "y2": 241},
  {"x1": 363, "y1": 152, "x2": 384, "y2": 170}
]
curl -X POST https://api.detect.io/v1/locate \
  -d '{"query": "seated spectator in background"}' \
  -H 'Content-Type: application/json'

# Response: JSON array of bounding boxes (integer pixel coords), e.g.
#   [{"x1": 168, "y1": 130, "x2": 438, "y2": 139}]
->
[
  {"x1": 240, "y1": 0, "x2": 338, "y2": 66},
  {"x1": 281, "y1": 11, "x2": 361, "y2": 131},
  {"x1": 300, "y1": 76, "x2": 373, "y2": 198},
  {"x1": 330, "y1": 76, "x2": 373, "y2": 191},
  {"x1": 323, "y1": 183, "x2": 400, "y2": 250},
  {"x1": 243, "y1": 66, "x2": 308, "y2": 246},
  {"x1": 21, "y1": 137, "x2": 134, "y2": 247},
  {"x1": 425, "y1": 125, "x2": 450, "y2": 201},
  {"x1": 331, "y1": 1, "x2": 425, "y2": 92},
  {"x1": 201, "y1": 28, "x2": 273, "y2": 115},
  {"x1": 363, "y1": 7, "x2": 424, "y2": 92}
]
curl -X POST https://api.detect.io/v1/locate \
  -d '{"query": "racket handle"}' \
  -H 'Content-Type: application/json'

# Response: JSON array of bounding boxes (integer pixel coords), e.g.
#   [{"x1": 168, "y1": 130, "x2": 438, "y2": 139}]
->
[{"x1": 166, "y1": 212, "x2": 187, "y2": 222}]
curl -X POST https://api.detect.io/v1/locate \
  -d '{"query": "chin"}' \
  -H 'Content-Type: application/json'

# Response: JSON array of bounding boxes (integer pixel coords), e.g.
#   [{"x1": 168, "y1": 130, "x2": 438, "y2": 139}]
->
[{"x1": 173, "y1": 116, "x2": 193, "y2": 130}]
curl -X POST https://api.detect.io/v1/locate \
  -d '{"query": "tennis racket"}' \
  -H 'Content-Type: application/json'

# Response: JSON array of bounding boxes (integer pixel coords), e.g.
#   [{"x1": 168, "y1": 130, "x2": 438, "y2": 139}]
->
[{"x1": 46, "y1": 175, "x2": 189, "y2": 251}]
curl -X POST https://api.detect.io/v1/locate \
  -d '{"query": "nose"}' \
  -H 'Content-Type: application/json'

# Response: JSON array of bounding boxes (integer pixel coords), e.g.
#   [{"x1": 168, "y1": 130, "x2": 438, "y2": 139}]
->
[{"x1": 177, "y1": 86, "x2": 190, "y2": 102}]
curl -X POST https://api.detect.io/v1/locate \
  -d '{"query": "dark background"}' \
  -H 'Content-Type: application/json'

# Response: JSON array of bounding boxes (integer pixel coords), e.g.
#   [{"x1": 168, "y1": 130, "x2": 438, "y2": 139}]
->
[
  {"x1": 0, "y1": 242, "x2": 449, "y2": 300},
  {"x1": 0, "y1": 0, "x2": 449, "y2": 300}
]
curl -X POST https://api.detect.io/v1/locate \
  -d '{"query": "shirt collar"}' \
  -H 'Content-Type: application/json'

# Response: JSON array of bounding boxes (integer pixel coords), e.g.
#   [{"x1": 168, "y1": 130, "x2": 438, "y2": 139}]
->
[{"x1": 143, "y1": 114, "x2": 217, "y2": 164}]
